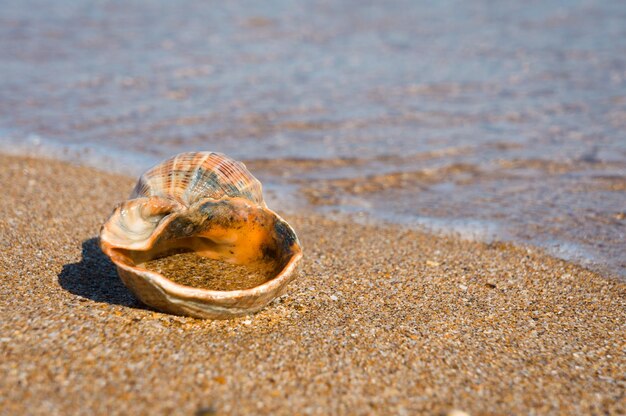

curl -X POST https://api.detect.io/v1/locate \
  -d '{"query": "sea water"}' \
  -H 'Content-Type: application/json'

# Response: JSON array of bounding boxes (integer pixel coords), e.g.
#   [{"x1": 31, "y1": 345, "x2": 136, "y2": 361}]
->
[{"x1": 1, "y1": 0, "x2": 624, "y2": 277}]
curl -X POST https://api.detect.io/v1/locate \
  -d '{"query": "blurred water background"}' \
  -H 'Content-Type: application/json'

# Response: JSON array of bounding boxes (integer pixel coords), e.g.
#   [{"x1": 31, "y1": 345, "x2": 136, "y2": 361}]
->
[{"x1": 1, "y1": 0, "x2": 625, "y2": 277}]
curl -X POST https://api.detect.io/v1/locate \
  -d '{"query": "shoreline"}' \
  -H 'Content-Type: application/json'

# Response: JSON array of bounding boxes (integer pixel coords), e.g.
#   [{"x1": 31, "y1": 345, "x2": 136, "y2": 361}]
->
[
  {"x1": 1, "y1": 153, "x2": 624, "y2": 415},
  {"x1": 1, "y1": 139, "x2": 623, "y2": 281}
]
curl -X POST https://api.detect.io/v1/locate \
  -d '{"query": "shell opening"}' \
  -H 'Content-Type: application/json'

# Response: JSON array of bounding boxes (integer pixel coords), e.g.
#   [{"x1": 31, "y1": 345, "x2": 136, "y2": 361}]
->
[{"x1": 102, "y1": 197, "x2": 300, "y2": 293}]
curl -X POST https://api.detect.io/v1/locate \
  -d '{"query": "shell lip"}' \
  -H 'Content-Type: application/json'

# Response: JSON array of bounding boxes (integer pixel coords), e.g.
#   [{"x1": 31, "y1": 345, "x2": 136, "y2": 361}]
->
[
  {"x1": 111, "y1": 242, "x2": 303, "y2": 300},
  {"x1": 100, "y1": 204, "x2": 303, "y2": 301}
]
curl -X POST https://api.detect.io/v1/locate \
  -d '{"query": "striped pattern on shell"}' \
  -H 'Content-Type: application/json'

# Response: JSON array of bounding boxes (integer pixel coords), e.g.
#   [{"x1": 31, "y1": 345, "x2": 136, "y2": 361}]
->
[{"x1": 132, "y1": 152, "x2": 264, "y2": 206}]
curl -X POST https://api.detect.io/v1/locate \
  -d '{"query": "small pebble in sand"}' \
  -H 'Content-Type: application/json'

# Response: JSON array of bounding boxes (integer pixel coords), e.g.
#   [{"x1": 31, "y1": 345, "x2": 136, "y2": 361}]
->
[
  {"x1": 141, "y1": 252, "x2": 274, "y2": 291},
  {"x1": 447, "y1": 410, "x2": 470, "y2": 416}
]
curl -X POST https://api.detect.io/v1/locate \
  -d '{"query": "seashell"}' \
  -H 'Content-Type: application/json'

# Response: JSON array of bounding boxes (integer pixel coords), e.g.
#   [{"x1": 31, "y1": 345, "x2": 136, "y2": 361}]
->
[{"x1": 99, "y1": 152, "x2": 302, "y2": 319}]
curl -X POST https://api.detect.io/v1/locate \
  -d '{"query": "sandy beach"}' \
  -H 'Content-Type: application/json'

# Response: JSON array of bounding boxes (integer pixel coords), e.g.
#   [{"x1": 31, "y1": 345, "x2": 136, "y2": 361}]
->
[{"x1": 0, "y1": 153, "x2": 624, "y2": 415}]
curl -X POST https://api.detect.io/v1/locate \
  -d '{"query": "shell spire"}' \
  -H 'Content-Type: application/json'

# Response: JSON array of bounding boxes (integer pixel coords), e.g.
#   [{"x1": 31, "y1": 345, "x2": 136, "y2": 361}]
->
[{"x1": 132, "y1": 152, "x2": 265, "y2": 206}]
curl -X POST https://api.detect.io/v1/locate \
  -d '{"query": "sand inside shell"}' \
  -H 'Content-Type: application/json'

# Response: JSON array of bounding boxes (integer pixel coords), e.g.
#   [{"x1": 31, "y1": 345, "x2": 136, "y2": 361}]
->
[{"x1": 140, "y1": 252, "x2": 276, "y2": 291}]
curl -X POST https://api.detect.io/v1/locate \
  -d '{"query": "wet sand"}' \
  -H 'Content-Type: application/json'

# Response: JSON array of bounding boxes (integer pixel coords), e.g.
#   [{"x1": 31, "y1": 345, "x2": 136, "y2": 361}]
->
[{"x1": 0, "y1": 154, "x2": 624, "y2": 415}]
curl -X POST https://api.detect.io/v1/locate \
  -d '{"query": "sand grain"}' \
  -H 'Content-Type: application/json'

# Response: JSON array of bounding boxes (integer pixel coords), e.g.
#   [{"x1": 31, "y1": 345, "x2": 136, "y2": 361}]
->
[{"x1": 141, "y1": 252, "x2": 273, "y2": 291}]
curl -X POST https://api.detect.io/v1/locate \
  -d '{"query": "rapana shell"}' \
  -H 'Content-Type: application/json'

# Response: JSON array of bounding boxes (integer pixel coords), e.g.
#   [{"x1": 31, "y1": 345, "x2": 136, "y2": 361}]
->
[{"x1": 100, "y1": 152, "x2": 302, "y2": 319}]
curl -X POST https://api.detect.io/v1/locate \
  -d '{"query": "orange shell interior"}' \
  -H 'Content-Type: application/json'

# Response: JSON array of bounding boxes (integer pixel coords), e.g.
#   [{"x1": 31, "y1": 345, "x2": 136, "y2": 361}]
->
[{"x1": 102, "y1": 197, "x2": 301, "y2": 290}]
